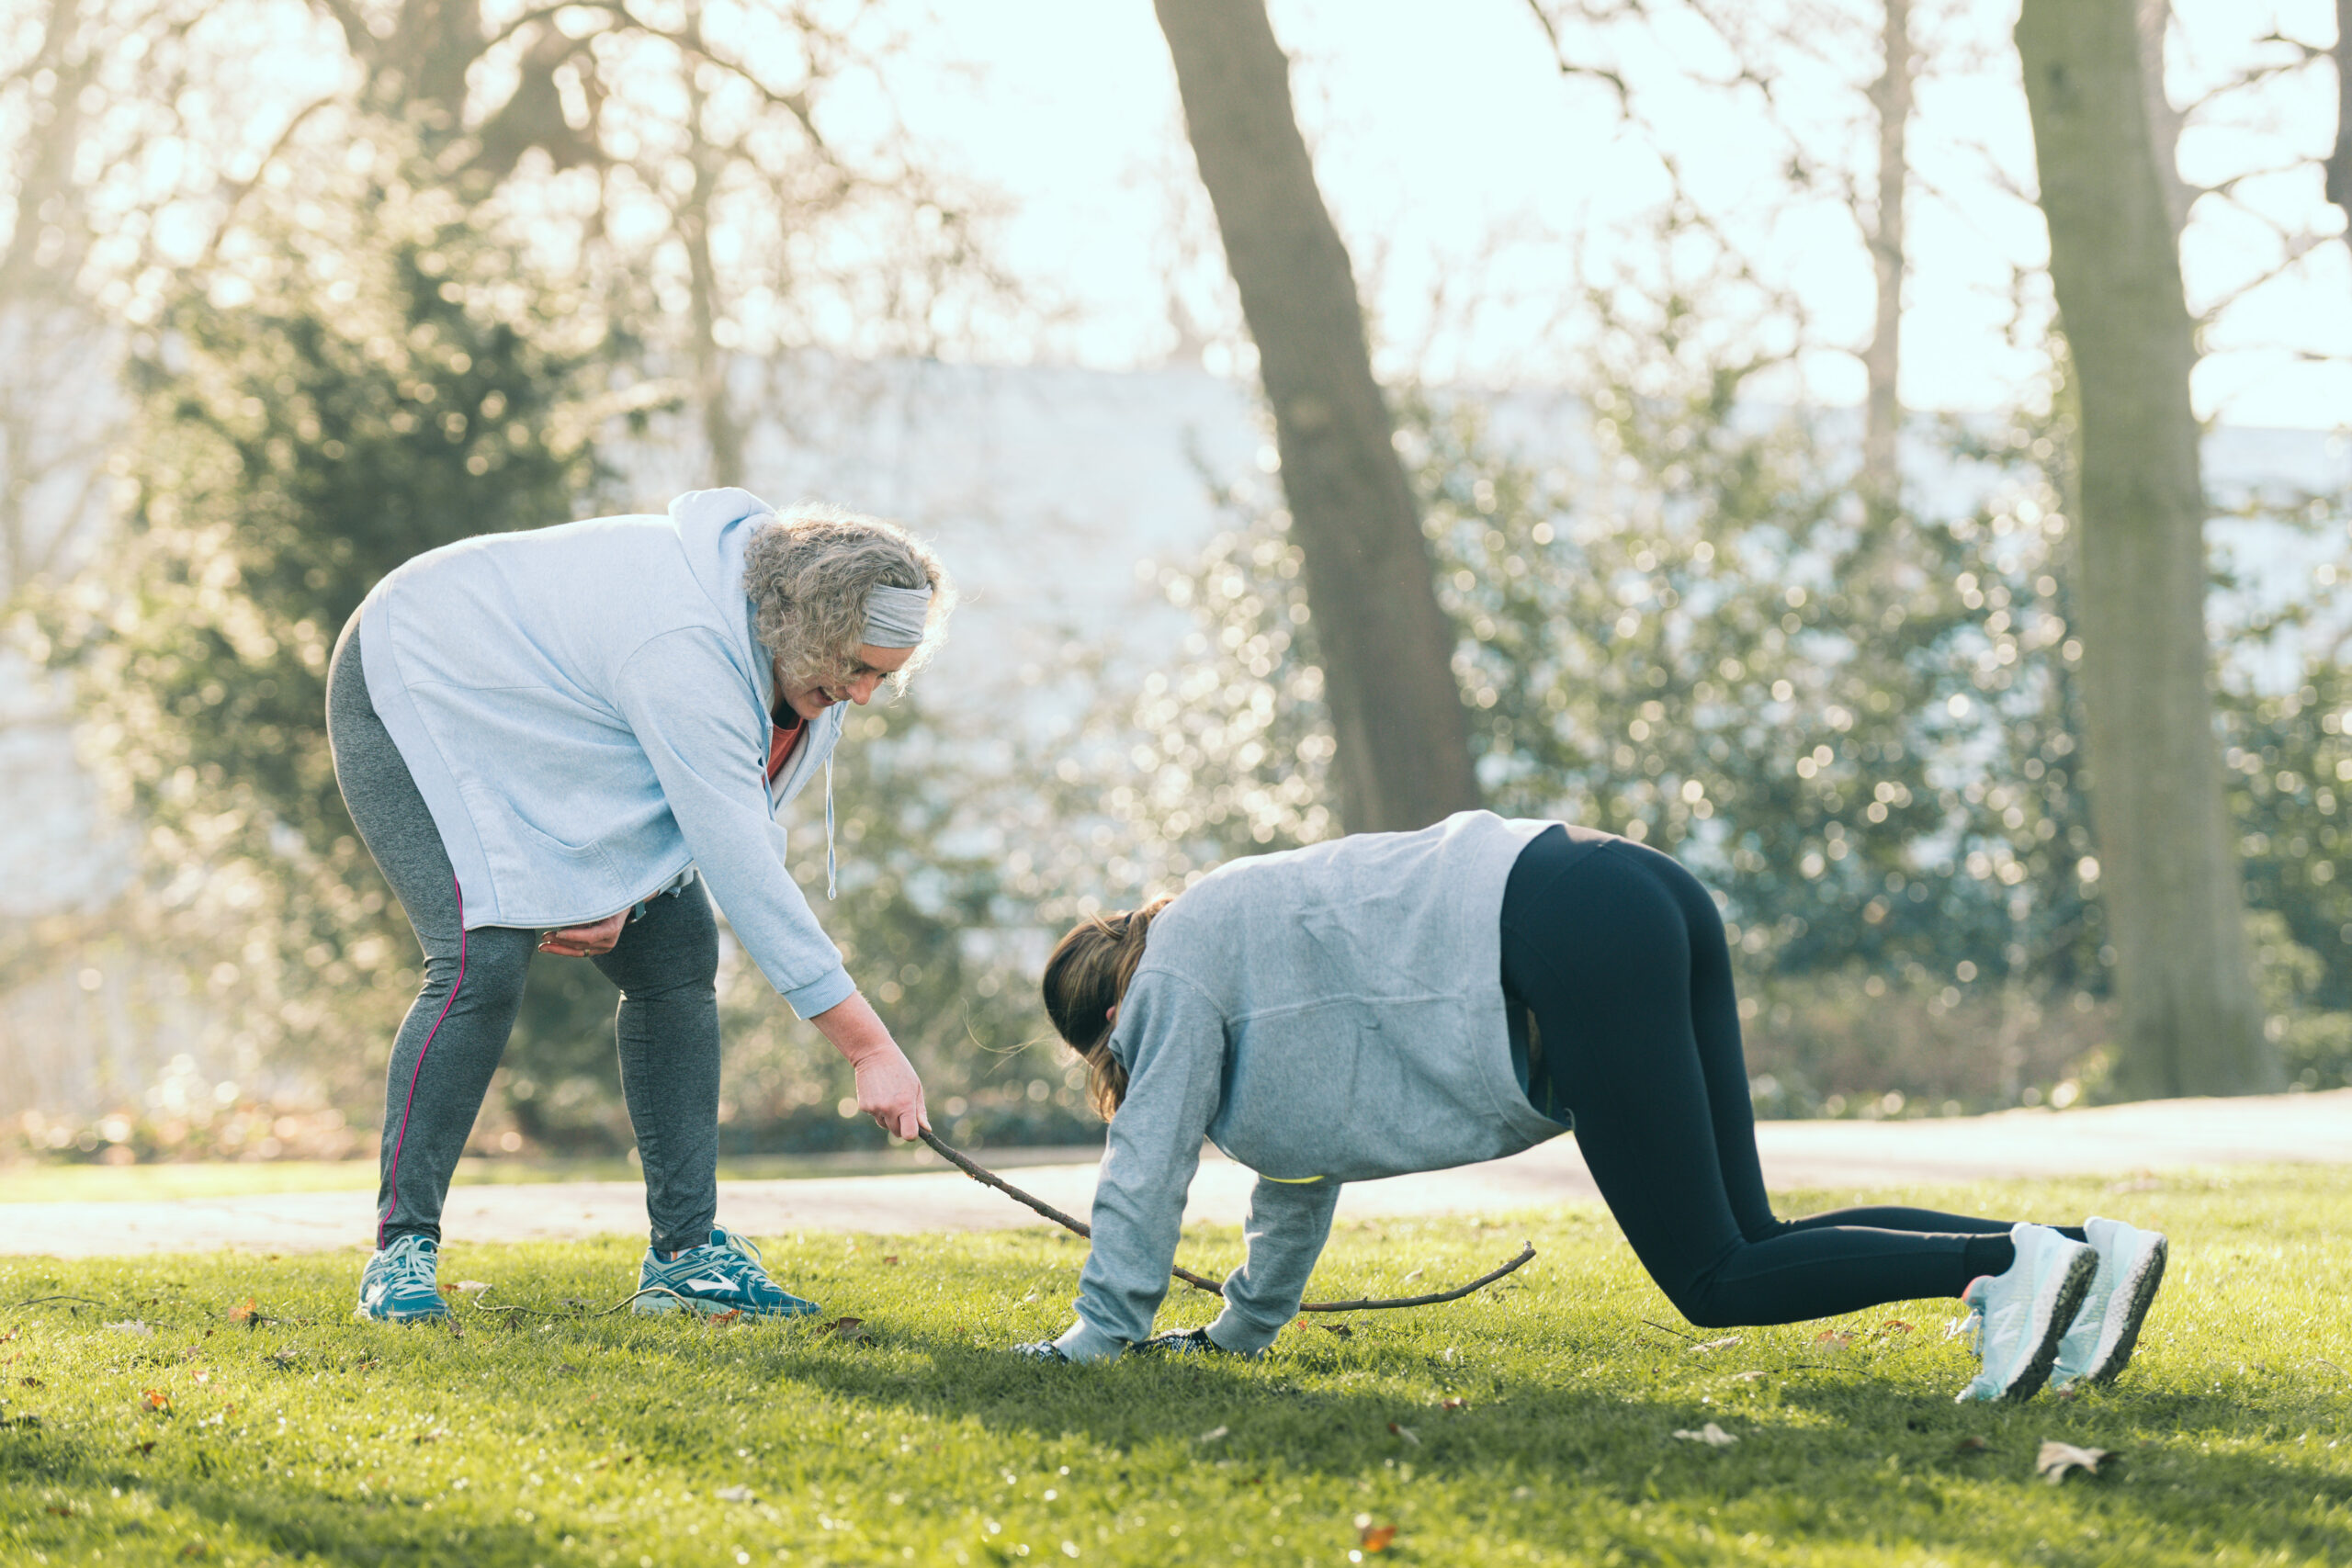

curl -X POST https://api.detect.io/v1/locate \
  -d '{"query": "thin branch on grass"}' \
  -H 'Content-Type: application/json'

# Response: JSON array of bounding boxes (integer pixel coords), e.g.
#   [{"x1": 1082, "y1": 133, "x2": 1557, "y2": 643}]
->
[
  {"x1": 3, "y1": 1294, "x2": 112, "y2": 1313},
  {"x1": 917, "y1": 1130, "x2": 1536, "y2": 1313},
  {"x1": 1640, "y1": 1316, "x2": 1701, "y2": 1343}
]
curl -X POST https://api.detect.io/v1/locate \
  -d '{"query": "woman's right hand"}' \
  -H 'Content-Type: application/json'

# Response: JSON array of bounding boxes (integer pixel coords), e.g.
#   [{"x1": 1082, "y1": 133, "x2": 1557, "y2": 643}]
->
[
  {"x1": 852, "y1": 1041, "x2": 930, "y2": 1140},
  {"x1": 811, "y1": 989, "x2": 930, "y2": 1139}
]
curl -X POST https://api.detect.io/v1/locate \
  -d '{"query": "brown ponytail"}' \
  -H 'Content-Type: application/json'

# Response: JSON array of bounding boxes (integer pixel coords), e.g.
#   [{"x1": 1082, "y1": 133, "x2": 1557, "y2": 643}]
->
[{"x1": 1040, "y1": 897, "x2": 1172, "y2": 1118}]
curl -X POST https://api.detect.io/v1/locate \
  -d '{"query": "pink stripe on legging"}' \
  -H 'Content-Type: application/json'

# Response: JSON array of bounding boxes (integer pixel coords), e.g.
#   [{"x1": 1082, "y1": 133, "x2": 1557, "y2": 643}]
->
[{"x1": 377, "y1": 879, "x2": 466, "y2": 1249}]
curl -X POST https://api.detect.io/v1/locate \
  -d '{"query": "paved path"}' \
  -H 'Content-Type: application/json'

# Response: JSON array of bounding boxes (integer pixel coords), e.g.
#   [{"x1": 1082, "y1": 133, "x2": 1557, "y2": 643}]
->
[{"x1": 2, "y1": 1090, "x2": 2345, "y2": 1258}]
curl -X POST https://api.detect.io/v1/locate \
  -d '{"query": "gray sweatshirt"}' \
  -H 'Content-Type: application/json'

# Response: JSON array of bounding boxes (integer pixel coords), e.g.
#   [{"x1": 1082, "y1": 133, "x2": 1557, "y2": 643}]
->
[{"x1": 1051, "y1": 810, "x2": 1569, "y2": 1362}]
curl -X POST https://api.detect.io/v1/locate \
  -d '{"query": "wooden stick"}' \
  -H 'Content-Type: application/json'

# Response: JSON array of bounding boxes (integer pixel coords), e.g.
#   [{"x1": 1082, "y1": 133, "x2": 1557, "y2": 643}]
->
[{"x1": 917, "y1": 1130, "x2": 1534, "y2": 1313}]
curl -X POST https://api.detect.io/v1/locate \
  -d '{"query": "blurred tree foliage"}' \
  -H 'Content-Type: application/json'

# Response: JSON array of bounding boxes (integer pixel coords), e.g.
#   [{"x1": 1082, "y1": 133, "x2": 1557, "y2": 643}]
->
[
  {"x1": 1057, "y1": 255, "x2": 2352, "y2": 1106},
  {"x1": 30, "y1": 137, "x2": 630, "y2": 1127}
]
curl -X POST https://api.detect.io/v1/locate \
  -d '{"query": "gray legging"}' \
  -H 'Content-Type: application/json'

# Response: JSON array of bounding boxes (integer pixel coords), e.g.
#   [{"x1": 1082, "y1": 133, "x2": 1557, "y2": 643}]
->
[{"x1": 327, "y1": 615, "x2": 722, "y2": 1255}]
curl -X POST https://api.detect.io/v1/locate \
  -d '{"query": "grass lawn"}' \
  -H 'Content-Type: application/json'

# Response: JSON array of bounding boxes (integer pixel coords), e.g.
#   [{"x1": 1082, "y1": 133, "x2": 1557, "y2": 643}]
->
[{"x1": 3, "y1": 1168, "x2": 2347, "y2": 1567}]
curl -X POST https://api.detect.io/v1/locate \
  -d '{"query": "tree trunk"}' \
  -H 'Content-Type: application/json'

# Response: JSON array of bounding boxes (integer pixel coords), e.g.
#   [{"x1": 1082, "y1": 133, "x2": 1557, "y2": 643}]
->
[
  {"x1": 2133, "y1": 0, "x2": 2192, "y2": 242},
  {"x1": 2016, "y1": 0, "x2": 2277, "y2": 1096},
  {"x1": 1860, "y1": 0, "x2": 1913, "y2": 503},
  {"x1": 1152, "y1": 0, "x2": 1480, "y2": 834},
  {"x1": 2326, "y1": 0, "x2": 2352, "y2": 230}
]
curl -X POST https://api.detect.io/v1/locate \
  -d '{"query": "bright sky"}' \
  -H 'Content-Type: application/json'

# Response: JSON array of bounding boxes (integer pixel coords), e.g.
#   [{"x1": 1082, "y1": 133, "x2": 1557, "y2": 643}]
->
[{"x1": 888, "y1": 0, "x2": 2352, "y2": 427}]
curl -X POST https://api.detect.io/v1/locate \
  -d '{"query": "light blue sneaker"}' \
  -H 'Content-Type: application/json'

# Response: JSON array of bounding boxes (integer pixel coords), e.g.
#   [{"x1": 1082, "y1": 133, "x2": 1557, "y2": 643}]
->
[
  {"x1": 1954, "y1": 1223, "x2": 2098, "y2": 1404},
  {"x1": 2052, "y1": 1216, "x2": 2168, "y2": 1389},
  {"x1": 355, "y1": 1234, "x2": 451, "y2": 1324},
  {"x1": 633, "y1": 1228, "x2": 820, "y2": 1318}
]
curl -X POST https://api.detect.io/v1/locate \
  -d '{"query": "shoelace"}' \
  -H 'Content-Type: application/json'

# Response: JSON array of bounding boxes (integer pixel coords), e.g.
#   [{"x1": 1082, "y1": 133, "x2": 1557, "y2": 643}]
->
[
  {"x1": 677, "y1": 1231, "x2": 768, "y2": 1291},
  {"x1": 382, "y1": 1242, "x2": 438, "y2": 1294}
]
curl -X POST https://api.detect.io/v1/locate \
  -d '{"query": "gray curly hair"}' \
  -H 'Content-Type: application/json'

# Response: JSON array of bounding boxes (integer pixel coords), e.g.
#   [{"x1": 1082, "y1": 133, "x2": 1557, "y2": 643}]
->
[{"x1": 743, "y1": 502, "x2": 955, "y2": 695}]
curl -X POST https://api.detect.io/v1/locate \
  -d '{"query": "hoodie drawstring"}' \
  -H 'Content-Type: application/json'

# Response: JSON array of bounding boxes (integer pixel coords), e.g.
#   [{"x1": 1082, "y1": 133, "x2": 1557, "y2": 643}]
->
[{"x1": 824, "y1": 755, "x2": 836, "y2": 901}]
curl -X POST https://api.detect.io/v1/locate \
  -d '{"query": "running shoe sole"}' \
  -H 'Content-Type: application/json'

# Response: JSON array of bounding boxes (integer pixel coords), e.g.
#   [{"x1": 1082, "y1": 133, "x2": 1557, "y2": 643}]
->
[
  {"x1": 628, "y1": 1286, "x2": 816, "y2": 1318},
  {"x1": 1993, "y1": 1243, "x2": 2099, "y2": 1403},
  {"x1": 2076, "y1": 1232, "x2": 2166, "y2": 1385}
]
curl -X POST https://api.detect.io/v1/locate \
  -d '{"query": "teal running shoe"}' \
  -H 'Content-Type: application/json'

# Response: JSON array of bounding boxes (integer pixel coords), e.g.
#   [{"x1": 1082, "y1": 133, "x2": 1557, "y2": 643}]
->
[
  {"x1": 1954, "y1": 1223, "x2": 2098, "y2": 1404},
  {"x1": 633, "y1": 1228, "x2": 820, "y2": 1318},
  {"x1": 2052, "y1": 1216, "x2": 2168, "y2": 1389},
  {"x1": 355, "y1": 1234, "x2": 451, "y2": 1325}
]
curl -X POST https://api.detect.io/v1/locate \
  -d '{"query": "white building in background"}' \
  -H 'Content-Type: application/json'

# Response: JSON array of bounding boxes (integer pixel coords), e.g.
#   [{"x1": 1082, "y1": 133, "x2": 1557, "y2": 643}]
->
[{"x1": 1, "y1": 355, "x2": 2341, "y2": 1125}]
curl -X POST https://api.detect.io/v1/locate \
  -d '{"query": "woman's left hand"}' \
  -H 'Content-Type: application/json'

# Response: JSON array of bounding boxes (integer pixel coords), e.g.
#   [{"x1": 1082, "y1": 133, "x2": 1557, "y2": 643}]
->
[{"x1": 538, "y1": 909, "x2": 628, "y2": 957}]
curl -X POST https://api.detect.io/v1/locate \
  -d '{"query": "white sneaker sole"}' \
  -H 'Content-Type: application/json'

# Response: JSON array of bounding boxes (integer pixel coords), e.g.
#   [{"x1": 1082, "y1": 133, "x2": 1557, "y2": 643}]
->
[
  {"x1": 630, "y1": 1287, "x2": 817, "y2": 1318},
  {"x1": 2077, "y1": 1232, "x2": 2167, "y2": 1385},
  {"x1": 1989, "y1": 1243, "x2": 2098, "y2": 1403}
]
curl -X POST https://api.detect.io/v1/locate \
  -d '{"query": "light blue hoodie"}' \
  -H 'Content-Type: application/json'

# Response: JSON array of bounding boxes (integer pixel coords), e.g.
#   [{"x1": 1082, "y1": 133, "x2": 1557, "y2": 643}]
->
[
  {"x1": 1050, "y1": 811, "x2": 1569, "y2": 1363},
  {"x1": 357, "y1": 488, "x2": 855, "y2": 1020}
]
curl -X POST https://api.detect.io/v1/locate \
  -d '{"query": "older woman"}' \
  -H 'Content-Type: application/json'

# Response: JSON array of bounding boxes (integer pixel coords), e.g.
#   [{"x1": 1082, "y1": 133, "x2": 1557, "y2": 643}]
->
[{"x1": 327, "y1": 487, "x2": 952, "y2": 1325}]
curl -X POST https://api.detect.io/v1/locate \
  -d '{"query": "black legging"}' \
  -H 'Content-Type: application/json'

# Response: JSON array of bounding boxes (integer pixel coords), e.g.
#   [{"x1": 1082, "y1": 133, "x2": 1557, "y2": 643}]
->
[{"x1": 1500, "y1": 826, "x2": 2075, "y2": 1327}]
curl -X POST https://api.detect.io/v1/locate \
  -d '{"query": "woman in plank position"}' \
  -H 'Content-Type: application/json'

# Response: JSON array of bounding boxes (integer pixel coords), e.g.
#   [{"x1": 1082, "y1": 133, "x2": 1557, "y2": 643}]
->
[
  {"x1": 329, "y1": 488, "x2": 950, "y2": 1325},
  {"x1": 1022, "y1": 813, "x2": 2165, "y2": 1403}
]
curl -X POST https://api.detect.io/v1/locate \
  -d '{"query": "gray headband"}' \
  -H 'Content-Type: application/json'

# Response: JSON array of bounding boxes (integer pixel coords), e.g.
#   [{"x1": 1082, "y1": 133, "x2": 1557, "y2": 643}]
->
[{"x1": 862, "y1": 582, "x2": 934, "y2": 648}]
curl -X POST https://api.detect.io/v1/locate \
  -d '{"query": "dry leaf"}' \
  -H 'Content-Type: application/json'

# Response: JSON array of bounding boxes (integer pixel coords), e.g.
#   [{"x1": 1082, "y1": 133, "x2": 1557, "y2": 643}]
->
[
  {"x1": 17, "y1": 1376, "x2": 39, "y2": 1388},
  {"x1": 1320, "y1": 1323, "x2": 1353, "y2": 1339},
  {"x1": 106, "y1": 1320, "x2": 153, "y2": 1337},
  {"x1": 707, "y1": 1309, "x2": 743, "y2": 1326},
  {"x1": 1952, "y1": 1436, "x2": 1989, "y2": 1455},
  {"x1": 227, "y1": 1299, "x2": 258, "y2": 1323},
  {"x1": 825, "y1": 1316, "x2": 868, "y2": 1342},
  {"x1": 413, "y1": 1427, "x2": 449, "y2": 1444},
  {"x1": 1439, "y1": 1396, "x2": 1467, "y2": 1412},
  {"x1": 1882, "y1": 1320, "x2": 1915, "y2": 1334},
  {"x1": 1386, "y1": 1422, "x2": 1419, "y2": 1446},
  {"x1": 2035, "y1": 1440, "x2": 2117, "y2": 1483},
  {"x1": 1689, "y1": 1336, "x2": 1741, "y2": 1354},
  {"x1": 1401, "y1": 1269, "x2": 1424, "y2": 1283},
  {"x1": 452, "y1": 1281, "x2": 492, "y2": 1294},
  {"x1": 128, "y1": 1439, "x2": 155, "y2": 1456},
  {"x1": 1815, "y1": 1331, "x2": 1854, "y2": 1352},
  {"x1": 1359, "y1": 1521, "x2": 1398, "y2": 1552},
  {"x1": 140, "y1": 1389, "x2": 171, "y2": 1414},
  {"x1": 1671, "y1": 1422, "x2": 1738, "y2": 1447},
  {"x1": 1198, "y1": 1426, "x2": 1229, "y2": 1444},
  {"x1": 715, "y1": 1484, "x2": 757, "y2": 1503},
  {"x1": 883, "y1": 1256, "x2": 899, "y2": 1266}
]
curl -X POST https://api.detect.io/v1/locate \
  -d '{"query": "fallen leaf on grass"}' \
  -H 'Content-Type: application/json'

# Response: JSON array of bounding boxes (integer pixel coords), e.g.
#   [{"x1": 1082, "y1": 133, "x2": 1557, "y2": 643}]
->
[
  {"x1": 412, "y1": 1427, "x2": 449, "y2": 1445},
  {"x1": 452, "y1": 1281, "x2": 492, "y2": 1294},
  {"x1": 2035, "y1": 1440, "x2": 2118, "y2": 1483},
  {"x1": 1197, "y1": 1426, "x2": 1228, "y2": 1444},
  {"x1": 1814, "y1": 1330, "x2": 1854, "y2": 1351},
  {"x1": 1439, "y1": 1396, "x2": 1467, "y2": 1412},
  {"x1": 1671, "y1": 1422, "x2": 1737, "y2": 1447},
  {"x1": 1688, "y1": 1336, "x2": 1741, "y2": 1354},
  {"x1": 823, "y1": 1316, "x2": 869, "y2": 1342},
  {"x1": 715, "y1": 1484, "x2": 757, "y2": 1503},
  {"x1": 128, "y1": 1439, "x2": 156, "y2": 1456},
  {"x1": 1386, "y1": 1422, "x2": 1419, "y2": 1446},
  {"x1": 883, "y1": 1256, "x2": 899, "y2": 1266},
  {"x1": 707, "y1": 1309, "x2": 743, "y2": 1326},
  {"x1": 1320, "y1": 1324, "x2": 1354, "y2": 1339},
  {"x1": 106, "y1": 1320, "x2": 153, "y2": 1337},
  {"x1": 228, "y1": 1299, "x2": 258, "y2": 1324},
  {"x1": 1882, "y1": 1320, "x2": 1915, "y2": 1334},
  {"x1": 17, "y1": 1376, "x2": 39, "y2": 1388},
  {"x1": 266, "y1": 1349, "x2": 299, "y2": 1369},
  {"x1": 141, "y1": 1389, "x2": 172, "y2": 1414},
  {"x1": 1358, "y1": 1519, "x2": 1397, "y2": 1552},
  {"x1": 1952, "y1": 1436, "x2": 1989, "y2": 1456}
]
